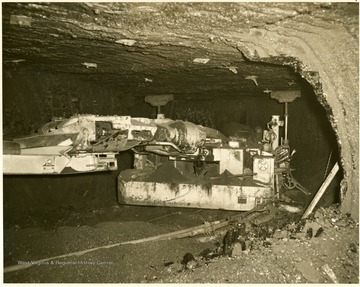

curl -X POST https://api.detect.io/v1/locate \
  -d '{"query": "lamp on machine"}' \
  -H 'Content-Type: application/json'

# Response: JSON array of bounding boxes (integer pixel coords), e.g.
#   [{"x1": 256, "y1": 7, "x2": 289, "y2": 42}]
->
[
  {"x1": 269, "y1": 90, "x2": 301, "y2": 146},
  {"x1": 145, "y1": 94, "x2": 174, "y2": 119}
]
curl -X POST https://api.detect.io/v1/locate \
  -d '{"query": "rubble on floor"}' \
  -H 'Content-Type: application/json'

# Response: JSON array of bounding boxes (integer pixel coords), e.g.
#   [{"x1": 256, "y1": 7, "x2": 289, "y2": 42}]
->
[
  {"x1": 159, "y1": 203, "x2": 359, "y2": 283},
  {"x1": 4, "y1": 203, "x2": 358, "y2": 283}
]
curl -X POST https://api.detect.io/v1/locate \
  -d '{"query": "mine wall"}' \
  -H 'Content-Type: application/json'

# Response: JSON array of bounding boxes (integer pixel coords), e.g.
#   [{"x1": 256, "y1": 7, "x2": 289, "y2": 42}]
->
[{"x1": 231, "y1": 10, "x2": 359, "y2": 218}]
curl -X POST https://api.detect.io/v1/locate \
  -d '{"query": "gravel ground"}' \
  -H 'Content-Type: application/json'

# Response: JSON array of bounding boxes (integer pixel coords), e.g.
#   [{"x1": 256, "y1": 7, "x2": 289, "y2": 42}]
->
[{"x1": 3, "y1": 202, "x2": 359, "y2": 284}]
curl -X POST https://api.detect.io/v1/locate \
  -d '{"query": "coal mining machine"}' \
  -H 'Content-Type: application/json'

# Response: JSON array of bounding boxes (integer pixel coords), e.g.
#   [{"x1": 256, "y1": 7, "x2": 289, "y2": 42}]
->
[{"x1": 3, "y1": 93, "x2": 308, "y2": 210}]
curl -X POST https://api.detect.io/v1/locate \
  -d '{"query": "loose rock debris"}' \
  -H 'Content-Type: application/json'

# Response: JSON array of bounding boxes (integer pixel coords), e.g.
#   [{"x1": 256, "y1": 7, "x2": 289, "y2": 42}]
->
[{"x1": 157, "y1": 203, "x2": 358, "y2": 283}]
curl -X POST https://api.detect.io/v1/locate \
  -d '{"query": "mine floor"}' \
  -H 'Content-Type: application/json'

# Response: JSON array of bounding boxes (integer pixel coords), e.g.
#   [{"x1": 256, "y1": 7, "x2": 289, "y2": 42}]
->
[{"x1": 3, "y1": 200, "x2": 359, "y2": 283}]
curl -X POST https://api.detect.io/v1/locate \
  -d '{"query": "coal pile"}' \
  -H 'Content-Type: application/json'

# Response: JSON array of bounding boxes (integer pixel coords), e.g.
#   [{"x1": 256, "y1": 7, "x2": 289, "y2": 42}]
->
[{"x1": 144, "y1": 161, "x2": 191, "y2": 184}]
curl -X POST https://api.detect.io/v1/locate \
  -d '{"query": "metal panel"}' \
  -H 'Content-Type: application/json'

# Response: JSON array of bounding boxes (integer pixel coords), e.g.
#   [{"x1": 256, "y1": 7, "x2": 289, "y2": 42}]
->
[
  {"x1": 253, "y1": 156, "x2": 275, "y2": 185},
  {"x1": 118, "y1": 181, "x2": 274, "y2": 211},
  {"x1": 213, "y1": 148, "x2": 243, "y2": 174},
  {"x1": 3, "y1": 154, "x2": 69, "y2": 174},
  {"x1": 3, "y1": 153, "x2": 117, "y2": 174}
]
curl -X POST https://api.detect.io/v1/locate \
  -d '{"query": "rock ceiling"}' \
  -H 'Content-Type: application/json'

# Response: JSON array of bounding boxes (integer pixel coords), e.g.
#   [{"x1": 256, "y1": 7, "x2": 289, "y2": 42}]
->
[
  {"x1": 2, "y1": 2, "x2": 358, "y2": 99},
  {"x1": 1, "y1": 2, "x2": 311, "y2": 99}
]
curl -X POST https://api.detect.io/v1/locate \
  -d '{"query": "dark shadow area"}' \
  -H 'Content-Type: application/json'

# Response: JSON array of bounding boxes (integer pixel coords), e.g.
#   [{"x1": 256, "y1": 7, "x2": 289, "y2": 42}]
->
[
  {"x1": 288, "y1": 77, "x2": 342, "y2": 206},
  {"x1": 3, "y1": 151, "x2": 133, "y2": 229}
]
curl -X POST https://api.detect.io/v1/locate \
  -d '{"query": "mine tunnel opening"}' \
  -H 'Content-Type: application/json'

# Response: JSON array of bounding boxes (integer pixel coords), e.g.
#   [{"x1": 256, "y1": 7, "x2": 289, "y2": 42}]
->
[
  {"x1": 287, "y1": 77, "x2": 344, "y2": 207},
  {"x1": 2, "y1": 2, "x2": 358, "y2": 283}
]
